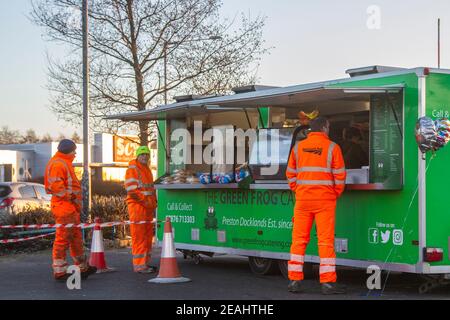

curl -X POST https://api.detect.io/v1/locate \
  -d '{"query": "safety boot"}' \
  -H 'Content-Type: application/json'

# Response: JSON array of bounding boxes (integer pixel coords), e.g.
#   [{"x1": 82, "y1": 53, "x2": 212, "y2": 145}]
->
[
  {"x1": 288, "y1": 280, "x2": 304, "y2": 293},
  {"x1": 54, "y1": 273, "x2": 70, "y2": 282},
  {"x1": 321, "y1": 282, "x2": 346, "y2": 295},
  {"x1": 137, "y1": 266, "x2": 158, "y2": 274},
  {"x1": 81, "y1": 265, "x2": 98, "y2": 279}
]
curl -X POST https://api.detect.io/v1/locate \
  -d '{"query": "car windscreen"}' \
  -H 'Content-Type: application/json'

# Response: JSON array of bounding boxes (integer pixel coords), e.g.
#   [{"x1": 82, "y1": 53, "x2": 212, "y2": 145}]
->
[
  {"x1": 0, "y1": 186, "x2": 12, "y2": 198},
  {"x1": 34, "y1": 185, "x2": 52, "y2": 201}
]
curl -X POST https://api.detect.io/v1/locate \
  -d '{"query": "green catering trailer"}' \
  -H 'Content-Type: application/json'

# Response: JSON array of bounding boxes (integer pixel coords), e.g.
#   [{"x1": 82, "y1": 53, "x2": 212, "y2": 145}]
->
[{"x1": 108, "y1": 66, "x2": 450, "y2": 292}]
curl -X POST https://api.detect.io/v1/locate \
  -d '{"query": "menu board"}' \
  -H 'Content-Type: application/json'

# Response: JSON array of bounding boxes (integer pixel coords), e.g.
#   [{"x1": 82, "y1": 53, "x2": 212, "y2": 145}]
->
[{"x1": 370, "y1": 93, "x2": 403, "y2": 188}]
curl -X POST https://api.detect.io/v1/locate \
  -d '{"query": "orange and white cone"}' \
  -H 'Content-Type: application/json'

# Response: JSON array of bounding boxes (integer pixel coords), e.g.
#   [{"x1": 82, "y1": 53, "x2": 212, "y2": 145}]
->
[
  {"x1": 148, "y1": 217, "x2": 191, "y2": 283},
  {"x1": 89, "y1": 217, "x2": 115, "y2": 273}
]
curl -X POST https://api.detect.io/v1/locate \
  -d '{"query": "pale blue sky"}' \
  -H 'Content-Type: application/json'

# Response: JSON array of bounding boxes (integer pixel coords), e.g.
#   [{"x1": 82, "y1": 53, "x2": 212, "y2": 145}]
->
[{"x1": 1, "y1": 0, "x2": 449, "y2": 136}]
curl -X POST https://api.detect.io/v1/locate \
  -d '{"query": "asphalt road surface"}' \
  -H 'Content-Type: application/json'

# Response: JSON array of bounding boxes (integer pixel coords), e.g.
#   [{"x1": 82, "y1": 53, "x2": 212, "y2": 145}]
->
[{"x1": 0, "y1": 248, "x2": 449, "y2": 300}]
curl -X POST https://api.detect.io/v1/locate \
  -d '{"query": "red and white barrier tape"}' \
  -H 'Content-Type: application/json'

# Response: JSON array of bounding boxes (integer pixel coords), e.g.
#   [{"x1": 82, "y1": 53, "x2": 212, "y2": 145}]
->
[
  {"x1": 0, "y1": 219, "x2": 158, "y2": 244},
  {"x1": 0, "y1": 232, "x2": 56, "y2": 244},
  {"x1": 0, "y1": 220, "x2": 156, "y2": 230}
]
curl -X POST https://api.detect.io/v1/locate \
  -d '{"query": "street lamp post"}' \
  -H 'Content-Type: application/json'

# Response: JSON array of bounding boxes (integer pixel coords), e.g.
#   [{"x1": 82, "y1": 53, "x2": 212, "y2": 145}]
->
[
  {"x1": 162, "y1": 36, "x2": 222, "y2": 105},
  {"x1": 81, "y1": 0, "x2": 91, "y2": 223}
]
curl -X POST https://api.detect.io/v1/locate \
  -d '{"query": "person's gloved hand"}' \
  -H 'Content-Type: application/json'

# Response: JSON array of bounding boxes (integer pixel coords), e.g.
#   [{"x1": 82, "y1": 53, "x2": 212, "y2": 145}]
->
[
  {"x1": 63, "y1": 193, "x2": 73, "y2": 201},
  {"x1": 145, "y1": 198, "x2": 156, "y2": 209},
  {"x1": 130, "y1": 193, "x2": 140, "y2": 201},
  {"x1": 74, "y1": 202, "x2": 82, "y2": 212}
]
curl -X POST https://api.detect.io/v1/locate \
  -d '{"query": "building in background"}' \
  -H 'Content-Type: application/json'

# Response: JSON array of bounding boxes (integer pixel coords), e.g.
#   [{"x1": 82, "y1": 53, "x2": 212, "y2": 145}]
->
[
  {"x1": 0, "y1": 142, "x2": 82, "y2": 182},
  {"x1": 0, "y1": 133, "x2": 157, "y2": 183}
]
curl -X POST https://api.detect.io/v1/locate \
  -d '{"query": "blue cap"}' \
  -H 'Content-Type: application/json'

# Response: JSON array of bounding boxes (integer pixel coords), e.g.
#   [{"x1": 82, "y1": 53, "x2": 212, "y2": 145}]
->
[{"x1": 57, "y1": 139, "x2": 77, "y2": 154}]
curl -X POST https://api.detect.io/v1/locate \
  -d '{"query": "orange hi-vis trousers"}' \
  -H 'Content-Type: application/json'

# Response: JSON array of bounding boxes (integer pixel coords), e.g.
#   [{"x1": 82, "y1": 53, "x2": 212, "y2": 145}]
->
[
  {"x1": 129, "y1": 203, "x2": 154, "y2": 272},
  {"x1": 51, "y1": 202, "x2": 87, "y2": 277},
  {"x1": 288, "y1": 200, "x2": 337, "y2": 283}
]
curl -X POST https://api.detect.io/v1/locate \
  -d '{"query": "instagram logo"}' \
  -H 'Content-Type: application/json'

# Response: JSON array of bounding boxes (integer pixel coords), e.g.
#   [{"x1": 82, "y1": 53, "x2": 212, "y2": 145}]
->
[{"x1": 393, "y1": 230, "x2": 403, "y2": 246}]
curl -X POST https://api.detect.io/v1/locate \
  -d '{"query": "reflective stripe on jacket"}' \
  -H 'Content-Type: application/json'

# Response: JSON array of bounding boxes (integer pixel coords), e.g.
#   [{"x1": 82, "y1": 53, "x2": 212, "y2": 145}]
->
[
  {"x1": 286, "y1": 132, "x2": 346, "y2": 201},
  {"x1": 125, "y1": 159, "x2": 157, "y2": 209},
  {"x1": 44, "y1": 151, "x2": 81, "y2": 206}
]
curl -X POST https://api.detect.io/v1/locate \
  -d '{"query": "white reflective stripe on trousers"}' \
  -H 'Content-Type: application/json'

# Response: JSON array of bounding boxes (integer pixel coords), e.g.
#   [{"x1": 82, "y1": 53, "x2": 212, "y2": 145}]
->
[
  {"x1": 319, "y1": 265, "x2": 336, "y2": 274},
  {"x1": 53, "y1": 259, "x2": 67, "y2": 266},
  {"x1": 320, "y1": 258, "x2": 336, "y2": 265},
  {"x1": 53, "y1": 266, "x2": 68, "y2": 273},
  {"x1": 290, "y1": 254, "x2": 305, "y2": 263},
  {"x1": 288, "y1": 264, "x2": 303, "y2": 272}
]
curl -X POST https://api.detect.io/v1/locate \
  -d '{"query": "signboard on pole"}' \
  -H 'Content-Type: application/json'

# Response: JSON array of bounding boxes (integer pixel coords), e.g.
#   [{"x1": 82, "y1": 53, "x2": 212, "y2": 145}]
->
[{"x1": 113, "y1": 136, "x2": 140, "y2": 163}]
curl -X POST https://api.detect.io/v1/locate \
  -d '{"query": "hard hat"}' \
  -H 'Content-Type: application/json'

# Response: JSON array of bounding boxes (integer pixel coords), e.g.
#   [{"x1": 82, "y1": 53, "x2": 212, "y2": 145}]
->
[{"x1": 136, "y1": 146, "x2": 151, "y2": 157}]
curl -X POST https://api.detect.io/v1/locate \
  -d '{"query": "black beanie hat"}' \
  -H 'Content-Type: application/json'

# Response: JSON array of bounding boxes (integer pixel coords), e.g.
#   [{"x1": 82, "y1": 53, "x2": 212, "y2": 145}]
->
[{"x1": 58, "y1": 139, "x2": 77, "y2": 154}]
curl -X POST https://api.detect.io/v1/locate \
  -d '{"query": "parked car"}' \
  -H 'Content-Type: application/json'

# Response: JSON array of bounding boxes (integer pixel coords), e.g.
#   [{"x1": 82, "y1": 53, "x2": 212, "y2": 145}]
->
[{"x1": 0, "y1": 182, "x2": 52, "y2": 223}]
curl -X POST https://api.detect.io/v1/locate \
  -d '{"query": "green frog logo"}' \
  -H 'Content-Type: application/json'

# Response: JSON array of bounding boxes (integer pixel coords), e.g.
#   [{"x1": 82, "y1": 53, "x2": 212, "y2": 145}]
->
[{"x1": 204, "y1": 207, "x2": 218, "y2": 230}]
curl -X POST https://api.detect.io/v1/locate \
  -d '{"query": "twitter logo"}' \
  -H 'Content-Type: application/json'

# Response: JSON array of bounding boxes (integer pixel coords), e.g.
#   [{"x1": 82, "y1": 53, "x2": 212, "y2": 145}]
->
[{"x1": 381, "y1": 230, "x2": 391, "y2": 244}]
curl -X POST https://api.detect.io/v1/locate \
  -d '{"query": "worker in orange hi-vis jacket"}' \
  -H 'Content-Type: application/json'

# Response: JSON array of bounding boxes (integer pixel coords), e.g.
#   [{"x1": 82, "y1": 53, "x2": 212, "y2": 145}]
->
[
  {"x1": 286, "y1": 117, "x2": 347, "y2": 295},
  {"x1": 124, "y1": 146, "x2": 158, "y2": 273},
  {"x1": 44, "y1": 139, "x2": 97, "y2": 281}
]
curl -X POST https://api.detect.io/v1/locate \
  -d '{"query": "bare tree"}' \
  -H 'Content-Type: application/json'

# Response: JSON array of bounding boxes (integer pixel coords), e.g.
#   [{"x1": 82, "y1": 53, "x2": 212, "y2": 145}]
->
[
  {"x1": 71, "y1": 131, "x2": 82, "y2": 143},
  {"x1": 31, "y1": 0, "x2": 268, "y2": 145},
  {"x1": 0, "y1": 127, "x2": 21, "y2": 145},
  {"x1": 21, "y1": 129, "x2": 40, "y2": 144},
  {"x1": 57, "y1": 133, "x2": 67, "y2": 141},
  {"x1": 40, "y1": 133, "x2": 54, "y2": 142}
]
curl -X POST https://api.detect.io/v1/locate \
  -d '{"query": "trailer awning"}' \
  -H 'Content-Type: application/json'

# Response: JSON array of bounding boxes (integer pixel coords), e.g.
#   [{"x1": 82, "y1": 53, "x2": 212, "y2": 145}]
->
[
  {"x1": 105, "y1": 83, "x2": 404, "y2": 122},
  {"x1": 105, "y1": 105, "x2": 258, "y2": 122}
]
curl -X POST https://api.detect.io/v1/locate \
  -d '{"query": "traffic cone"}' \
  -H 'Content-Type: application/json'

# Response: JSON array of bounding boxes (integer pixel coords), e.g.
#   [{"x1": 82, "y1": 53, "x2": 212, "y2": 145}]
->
[
  {"x1": 89, "y1": 217, "x2": 115, "y2": 273},
  {"x1": 148, "y1": 217, "x2": 191, "y2": 283}
]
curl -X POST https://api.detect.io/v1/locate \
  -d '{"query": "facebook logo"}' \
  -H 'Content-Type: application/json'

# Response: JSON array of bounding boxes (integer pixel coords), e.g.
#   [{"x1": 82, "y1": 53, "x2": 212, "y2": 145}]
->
[{"x1": 369, "y1": 228, "x2": 379, "y2": 244}]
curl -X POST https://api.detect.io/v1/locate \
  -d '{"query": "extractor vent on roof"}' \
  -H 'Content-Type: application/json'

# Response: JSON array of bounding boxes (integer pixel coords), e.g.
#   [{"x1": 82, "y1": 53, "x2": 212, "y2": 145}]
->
[
  {"x1": 346, "y1": 66, "x2": 407, "y2": 78},
  {"x1": 232, "y1": 85, "x2": 279, "y2": 94},
  {"x1": 173, "y1": 94, "x2": 217, "y2": 103}
]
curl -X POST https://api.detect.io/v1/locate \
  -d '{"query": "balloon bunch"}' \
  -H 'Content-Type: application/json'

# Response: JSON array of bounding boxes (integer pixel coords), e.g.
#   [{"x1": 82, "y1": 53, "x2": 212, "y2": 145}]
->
[
  {"x1": 212, "y1": 173, "x2": 235, "y2": 184},
  {"x1": 434, "y1": 118, "x2": 450, "y2": 149},
  {"x1": 415, "y1": 117, "x2": 450, "y2": 154},
  {"x1": 235, "y1": 163, "x2": 251, "y2": 183}
]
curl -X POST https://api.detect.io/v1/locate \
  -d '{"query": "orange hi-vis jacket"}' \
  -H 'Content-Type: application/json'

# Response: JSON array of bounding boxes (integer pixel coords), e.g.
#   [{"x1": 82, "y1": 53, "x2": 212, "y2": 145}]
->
[
  {"x1": 44, "y1": 152, "x2": 82, "y2": 209},
  {"x1": 124, "y1": 160, "x2": 157, "y2": 209},
  {"x1": 286, "y1": 132, "x2": 346, "y2": 201}
]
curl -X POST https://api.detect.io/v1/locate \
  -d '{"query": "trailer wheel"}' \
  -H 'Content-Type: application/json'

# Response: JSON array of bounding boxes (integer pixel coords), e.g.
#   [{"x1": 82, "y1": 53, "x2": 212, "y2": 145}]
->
[
  {"x1": 248, "y1": 257, "x2": 279, "y2": 275},
  {"x1": 418, "y1": 275, "x2": 450, "y2": 294},
  {"x1": 278, "y1": 260, "x2": 315, "y2": 279},
  {"x1": 193, "y1": 254, "x2": 203, "y2": 265}
]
